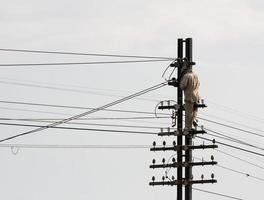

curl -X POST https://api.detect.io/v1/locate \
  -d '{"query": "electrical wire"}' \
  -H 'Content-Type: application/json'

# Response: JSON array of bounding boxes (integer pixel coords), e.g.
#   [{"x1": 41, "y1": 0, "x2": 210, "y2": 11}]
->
[
  {"x1": 0, "y1": 81, "x2": 160, "y2": 102},
  {"x1": 0, "y1": 116, "x2": 170, "y2": 121},
  {"x1": 0, "y1": 59, "x2": 170, "y2": 67},
  {"x1": 0, "y1": 48, "x2": 175, "y2": 60},
  {"x1": 196, "y1": 136, "x2": 264, "y2": 157},
  {"x1": 0, "y1": 122, "x2": 157, "y2": 135},
  {"x1": 215, "y1": 149, "x2": 264, "y2": 170},
  {"x1": 0, "y1": 144, "x2": 151, "y2": 149},
  {"x1": 0, "y1": 119, "x2": 167, "y2": 130},
  {"x1": 198, "y1": 116, "x2": 264, "y2": 138},
  {"x1": 194, "y1": 157, "x2": 264, "y2": 182},
  {"x1": 0, "y1": 82, "x2": 167, "y2": 142},
  {"x1": 204, "y1": 127, "x2": 264, "y2": 152},
  {"x1": 0, "y1": 99, "x2": 170, "y2": 116},
  {"x1": 193, "y1": 187, "x2": 244, "y2": 200}
]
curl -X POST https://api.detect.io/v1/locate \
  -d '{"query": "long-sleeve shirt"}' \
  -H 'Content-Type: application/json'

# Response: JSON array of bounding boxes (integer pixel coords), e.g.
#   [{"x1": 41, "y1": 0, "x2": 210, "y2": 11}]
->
[{"x1": 180, "y1": 72, "x2": 201, "y2": 102}]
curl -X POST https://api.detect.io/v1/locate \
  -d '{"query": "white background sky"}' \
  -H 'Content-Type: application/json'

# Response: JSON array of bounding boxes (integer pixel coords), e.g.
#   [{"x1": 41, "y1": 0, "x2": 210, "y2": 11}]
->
[{"x1": 0, "y1": 0, "x2": 263, "y2": 200}]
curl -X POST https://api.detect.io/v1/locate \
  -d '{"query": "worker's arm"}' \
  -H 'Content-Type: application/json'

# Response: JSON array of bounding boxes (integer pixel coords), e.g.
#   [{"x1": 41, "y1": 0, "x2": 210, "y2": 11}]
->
[{"x1": 180, "y1": 74, "x2": 189, "y2": 90}]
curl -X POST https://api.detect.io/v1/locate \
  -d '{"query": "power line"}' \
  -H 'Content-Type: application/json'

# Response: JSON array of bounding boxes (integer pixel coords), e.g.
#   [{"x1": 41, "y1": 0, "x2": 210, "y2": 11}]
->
[
  {"x1": 0, "y1": 80, "x2": 160, "y2": 102},
  {"x1": 193, "y1": 187, "x2": 244, "y2": 200},
  {"x1": 0, "y1": 99, "x2": 170, "y2": 115},
  {"x1": 0, "y1": 116, "x2": 169, "y2": 121},
  {"x1": 0, "y1": 82, "x2": 166, "y2": 142},
  {"x1": 215, "y1": 149, "x2": 264, "y2": 170},
  {"x1": 204, "y1": 127, "x2": 264, "y2": 152},
  {"x1": 0, "y1": 48, "x2": 175, "y2": 60},
  {"x1": 0, "y1": 122, "x2": 156, "y2": 135},
  {"x1": 196, "y1": 136, "x2": 264, "y2": 157},
  {"x1": 0, "y1": 119, "x2": 166, "y2": 130},
  {"x1": 0, "y1": 59, "x2": 170, "y2": 67},
  {"x1": 194, "y1": 157, "x2": 264, "y2": 182},
  {"x1": 0, "y1": 144, "x2": 150, "y2": 149},
  {"x1": 198, "y1": 116, "x2": 264, "y2": 138}
]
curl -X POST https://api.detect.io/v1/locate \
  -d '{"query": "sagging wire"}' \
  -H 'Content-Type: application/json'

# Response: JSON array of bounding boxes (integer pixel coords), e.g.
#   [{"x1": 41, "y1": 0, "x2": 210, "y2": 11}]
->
[
  {"x1": 162, "y1": 59, "x2": 178, "y2": 81},
  {"x1": 154, "y1": 100, "x2": 177, "y2": 118}
]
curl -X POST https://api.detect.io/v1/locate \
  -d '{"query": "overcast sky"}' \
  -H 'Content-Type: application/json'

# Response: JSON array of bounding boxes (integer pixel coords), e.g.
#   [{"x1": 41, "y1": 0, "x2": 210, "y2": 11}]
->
[{"x1": 0, "y1": 0, "x2": 263, "y2": 200}]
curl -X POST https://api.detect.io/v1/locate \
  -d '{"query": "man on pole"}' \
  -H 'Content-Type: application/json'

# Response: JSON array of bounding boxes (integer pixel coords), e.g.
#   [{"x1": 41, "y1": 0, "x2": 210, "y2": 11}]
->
[{"x1": 180, "y1": 58, "x2": 201, "y2": 131}]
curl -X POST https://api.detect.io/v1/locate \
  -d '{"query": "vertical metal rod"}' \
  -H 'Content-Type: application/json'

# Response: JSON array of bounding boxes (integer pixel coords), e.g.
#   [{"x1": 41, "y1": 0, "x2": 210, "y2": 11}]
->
[
  {"x1": 185, "y1": 38, "x2": 193, "y2": 200},
  {"x1": 177, "y1": 38, "x2": 183, "y2": 200}
]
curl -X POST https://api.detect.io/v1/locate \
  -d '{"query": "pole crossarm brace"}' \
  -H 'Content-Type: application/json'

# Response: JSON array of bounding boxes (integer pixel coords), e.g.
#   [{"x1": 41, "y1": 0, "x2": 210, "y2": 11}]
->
[
  {"x1": 149, "y1": 179, "x2": 217, "y2": 186},
  {"x1": 150, "y1": 144, "x2": 218, "y2": 152},
  {"x1": 149, "y1": 161, "x2": 218, "y2": 169}
]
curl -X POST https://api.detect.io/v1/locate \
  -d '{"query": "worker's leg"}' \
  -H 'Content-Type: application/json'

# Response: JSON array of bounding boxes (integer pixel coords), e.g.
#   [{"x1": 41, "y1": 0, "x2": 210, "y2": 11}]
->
[{"x1": 184, "y1": 101, "x2": 194, "y2": 130}]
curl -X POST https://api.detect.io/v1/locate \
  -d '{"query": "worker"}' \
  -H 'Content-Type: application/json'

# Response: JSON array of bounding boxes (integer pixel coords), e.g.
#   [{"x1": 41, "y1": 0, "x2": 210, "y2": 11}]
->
[{"x1": 180, "y1": 58, "x2": 201, "y2": 131}]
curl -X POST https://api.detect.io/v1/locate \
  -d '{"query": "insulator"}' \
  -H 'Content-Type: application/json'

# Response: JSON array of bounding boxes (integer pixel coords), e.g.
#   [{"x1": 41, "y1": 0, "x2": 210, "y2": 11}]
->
[
  {"x1": 167, "y1": 100, "x2": 170, "y2": 106},
  {"x1": 201, "y1": 125, "x2": 204, "y2": 130},
  {"x1": 212, "y1": 139, "x2": 216, "y2": 144},
  {"x1": 162, "y1": 158, "x2": 166, "y2": 163},
  {"x1": 167, "y1": 127, "x2": 170, "y2": 132},
  {"x1": 153, "y1": 141, "x2": 156, "y2": 147},
  {"x1": 211, "y1": 155, "x2": 214, "y2": 161},
  {"x1": 173, "y1": 141, "x2": 176, "y2": 146},
  {"x1": 162, "y1": 176, "x2": 165, "y2": 181},
  {"x1": 161, "y1": 101, "x2": 164, "y2": 106},
  {"x1": 160, "y1": 128, "x2": 163, "y2": 133},
  {"x1": 163, "y1": 141, "x2": 166, "y2": 146},
  {"x1": 171, "y1": 176, "x2": 175, "y2": 180},
  {"x1": 152, "y1": 176, "x2": 155, "y2": 182},
  {"x1": 201, "y1": 174, "x2": 204, "y2": 179},
  {"x1": 211, "y1": 173, "x2": 215, "y2": 179},
  {"x1": 201, "y1": 99, "x2": 204, "y2": 104},
  {"x1": 152, "y1": 159, "x2": 156, "y2": 164},
  {"x1": 172, "y1": 157, "x2": 176, "y2": 163}
]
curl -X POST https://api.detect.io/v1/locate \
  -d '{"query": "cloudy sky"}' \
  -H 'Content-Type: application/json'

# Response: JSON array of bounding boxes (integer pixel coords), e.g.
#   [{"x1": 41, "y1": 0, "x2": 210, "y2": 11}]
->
[{"x1": 0, "y1": 0, "x2": 263, "y2": 200}]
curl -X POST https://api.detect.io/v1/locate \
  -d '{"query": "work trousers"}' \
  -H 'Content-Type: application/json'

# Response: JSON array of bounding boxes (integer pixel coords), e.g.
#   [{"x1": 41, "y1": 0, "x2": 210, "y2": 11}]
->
[{"x1": 184, "y1": 101, "x2": 198, "y2": 130}]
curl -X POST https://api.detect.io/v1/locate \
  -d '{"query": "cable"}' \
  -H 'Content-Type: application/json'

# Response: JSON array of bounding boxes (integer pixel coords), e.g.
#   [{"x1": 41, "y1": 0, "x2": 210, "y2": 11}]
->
[
  {"x1": 0, "y1": 48, "x2": 175, "y2": 60},
  {"x1": 0, "y1": 82, "x2": 167, "y2": 142},
  {"x1": 196, "y1": 136, "x2": 264, "y2": 157},
  {"x1": 193, "y1": 187, "x2": 244, "y2": 200},
  {"x1": 0, "y1": 100, "x2": 170, "y2": 116},
  {"x1": 0, "y1": 116, "x2": 170, "y2": 121},
  {"x1": 198, "y1": 116, "x2": 264, "y2": 138},
  {"x1": 204, "y1": 127, "x2": 264, "y2": 152},
  {"x1": 0, "y1": 80, "x2": 160, "y2": 102},
  {"x1": 0, "y1": 119, "x2": 167, "y2": 130},
  {"x1": 194, "y1": 157, "x2": 264, "y2": 182},
  {"x1": 215, "y1": 149, "x2": 264, "y2": 170},
  {"x1": 0, "y1": 59, "x2": 170, "y2": 67},
  {"x1": 0, "y1": 122, "x2": 157, "y2": 135},
  {"x1": 0, "y1": 144, "x2": 150, "y2": 149}
]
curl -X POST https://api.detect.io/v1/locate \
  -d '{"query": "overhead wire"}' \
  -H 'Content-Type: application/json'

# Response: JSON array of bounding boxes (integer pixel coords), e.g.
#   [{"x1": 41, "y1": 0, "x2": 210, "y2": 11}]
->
[
  {"x1": 196, "y1": 136, "x2": 264, "y2": 157},
  {"x1": 0, "y1": 119, "x2": 167, "y2": 130},
  {"x1": 215, "y1": 149, "x2": 264, "y2": 170},
  {"x1": 0, "y1": 99, "x2": 170, "y2": 116},
  {"x1": 0, "y1": 82, "x2": 167, "y2": 142},
  {"x1": 204, "y1": 127, "x2": 264, "y2": 152},
  {"x1": 0, "y1": 144, "x2": 151, "y2": 149},
  {"x1": 0, "y1": 122, "x2": 156, "y2": 135},
  {"x1": 194, "y1": 157, "x2": 264, "y2": 182},
  {"x1": 0, "y1": 48, "x2": 175, "y2": 60},
  {"x1": 197, "y1": 116, "x2": 264, "y2": 138},
  {"x1": 0, "y1": 80, "x2": 160, "y2": 102},
  {"x1": 192, "y1": 187, "x2": 244, "y2": 200},
  {"x1": 0, "y1": 59, "x2": 171, "y2": 67}
]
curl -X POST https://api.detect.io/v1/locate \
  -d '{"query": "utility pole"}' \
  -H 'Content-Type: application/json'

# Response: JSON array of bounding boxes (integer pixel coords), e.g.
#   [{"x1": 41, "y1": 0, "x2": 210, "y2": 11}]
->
[{"x1": 149, "y1": 38, "x2": 217, "y2": 200}]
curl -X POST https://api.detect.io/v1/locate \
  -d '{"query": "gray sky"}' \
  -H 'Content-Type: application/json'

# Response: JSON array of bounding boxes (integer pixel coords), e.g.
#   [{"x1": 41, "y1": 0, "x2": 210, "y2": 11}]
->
[{"x1": 0, "y1": 0, "x2": 263, "y2": 200}]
